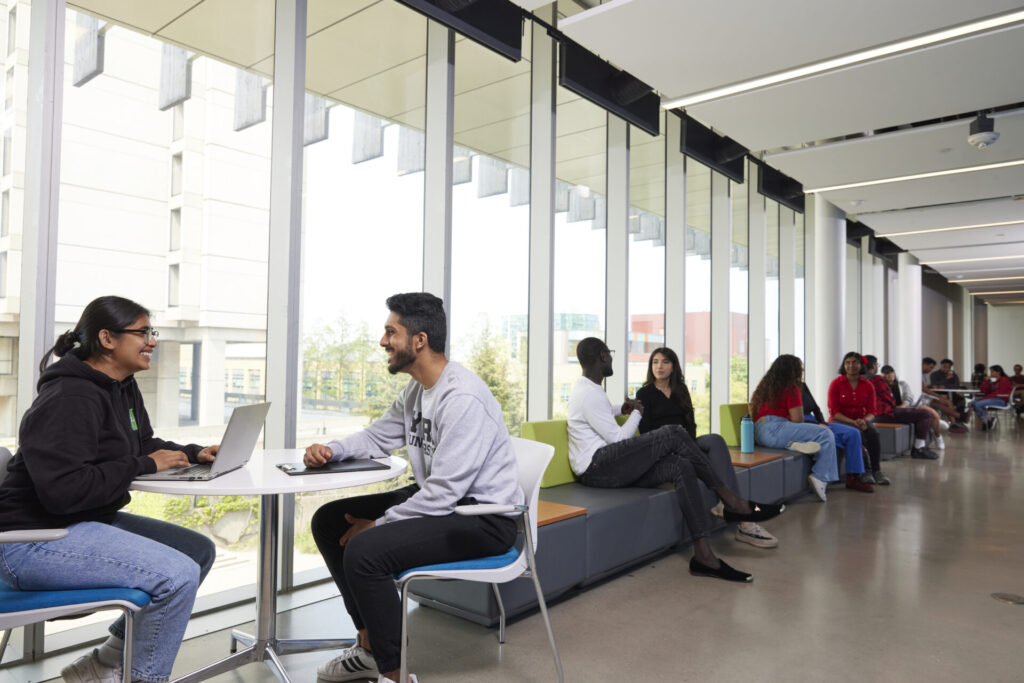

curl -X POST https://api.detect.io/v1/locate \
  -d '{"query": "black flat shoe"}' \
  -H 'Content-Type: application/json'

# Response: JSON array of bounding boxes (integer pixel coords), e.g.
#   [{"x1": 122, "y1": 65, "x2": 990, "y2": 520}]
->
[
  {"x1": 689, "y1": 557, "x2": 752, "y2": 583},
  {"x1": 722, "y1": 501, "x2": 784, "y2": 523}
]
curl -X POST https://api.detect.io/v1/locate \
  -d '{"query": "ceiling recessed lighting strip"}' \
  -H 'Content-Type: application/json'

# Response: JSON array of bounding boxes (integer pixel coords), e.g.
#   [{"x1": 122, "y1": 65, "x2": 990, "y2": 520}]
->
[
  {"x1": 926, "y1": 254, "x2": 1024, "y2": 265},
  {"x1": 804, "y1": 160, "x2": 1024, "y2": 194},
  {"x1": 988, "y1": 300, "x2": 1024, "y2": 304},
  {"x1": 662, "y1": 9, "x2": 1024, "y2": 109},
  {"x1": 876, "y1": 220, "x2": 1024, "y2": 237},
  {"x1": 969, "y1": 290, "x2": 1024, "y2": 295},
  {"x1": 957, "y1": 275, "x2": 1024, "y2": 283}
]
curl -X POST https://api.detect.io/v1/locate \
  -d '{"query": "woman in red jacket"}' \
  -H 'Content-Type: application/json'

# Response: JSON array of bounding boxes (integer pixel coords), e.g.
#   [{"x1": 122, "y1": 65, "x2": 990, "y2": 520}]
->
[
  {"x1": 970, "y1": 364, "x2": 1015, "y2": 430},
  {"x1": 827, "y1": 352, "x2": 890, "y2": 486}
]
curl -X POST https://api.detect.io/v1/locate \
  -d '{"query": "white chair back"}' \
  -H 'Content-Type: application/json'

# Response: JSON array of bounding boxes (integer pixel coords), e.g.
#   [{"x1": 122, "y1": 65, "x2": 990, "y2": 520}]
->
[
  {"x1": 509, "y1": 437, "x2": 554, "y2": 551},
  {"x1": 0, "y1": 447, "x2": 11, "y2": 486}
]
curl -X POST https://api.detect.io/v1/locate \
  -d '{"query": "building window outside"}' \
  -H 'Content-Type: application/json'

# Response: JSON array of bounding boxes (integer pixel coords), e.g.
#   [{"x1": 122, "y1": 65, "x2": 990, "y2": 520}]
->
[
  {"x1": 1, "y1": 189, "x2": 8, "y2": 237},
  {"x1": 4, "y1": 66, "x2": 12, "y2": 111},
  {"x1": 0, "y1": 337, "x2": 13, "y2": 374},
  {"x1": 2, "y1": 127, "x2": 10, "y2": 175},
  {"x1": 0, "y1": 250, "x2": 6, "y2": 298},
  {"x1": 6, "y1": 6, "x2": 15, "y2": 57},
  {"x1": 730, "y1": 172, "x2": 749, "y2": 404},
  {"x1": 685, "y1": 158, "x2": 712, "y2": 434},
  {"x1": 167, "y1": 263, "x2": 179, "y2": 307},
  {"x1": 169, "y1": 208, "x2": 181, "y2": 250},
  {"x1": 170, "y1": 152, "x2": 182, "y2": 195}
]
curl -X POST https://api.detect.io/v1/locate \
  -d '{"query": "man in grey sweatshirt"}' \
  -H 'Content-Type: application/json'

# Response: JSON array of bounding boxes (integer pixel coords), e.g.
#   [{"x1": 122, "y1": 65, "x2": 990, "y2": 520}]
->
[{"x1": 306, "y1": 292, "x2": 522, "y2": 683}]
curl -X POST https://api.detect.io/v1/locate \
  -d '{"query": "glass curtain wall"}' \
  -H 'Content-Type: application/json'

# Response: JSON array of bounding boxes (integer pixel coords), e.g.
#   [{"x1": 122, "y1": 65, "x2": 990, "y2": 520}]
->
[
  {"x1": 51, "y1": 6, "x2": 275, "y2": 635},
  {"x1": 627, "y1": 117, "x2": 665, "y2": 397},
  {"x1": 552, "y1": 90, "x2": 606, "y2": 417},
  {"x1": 295, "y1": 4, "x2": 427, "y2": 578},
  {"x1": 765, "y1": 199, "x2": 780, "y2": 368},
  {"x1": 685, "y1": 158, "x2": 711, "y2": 434},
  {"x1": 449, "y1": 36, "x2": 530, "y2": 435},
  {"x1": 729, "y1": 173, "x2": 748, "y2": 403}
]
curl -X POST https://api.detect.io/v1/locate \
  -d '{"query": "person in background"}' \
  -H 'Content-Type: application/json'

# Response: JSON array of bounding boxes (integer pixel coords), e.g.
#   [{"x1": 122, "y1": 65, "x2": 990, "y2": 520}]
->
[
  {"x1": 865, "y1": 356, "x2": 938, "y2": 460},
  {"x1": 828, "y1": 352, "x2": 890, "y2": 486},
  {"x1": 1009, "y1": 364, "x2": 1024, "y2": 386},
  {"x1": 636, "y1": 347, "x2": 779, "y2": 548},
  {"x1": 971, "y1": 363, "x2": 988, "y2": 389},
  {"x1": 929, "y1": 358, "x2": 962, "y2": 389},
  {"x1": 570, "y1": 337, "x2": 783, "y2": 583},
  {"x1": 921, "y1": 357, "x2": 967, "y2": 426},
  {"x1": 801, "y1": 383, "x2": 874, "y2": 492},
  {"x1": 881, "y1": 365, "x2": 946, "y2": 450},
  {"x1": 0, "y1": 296, "x2": 218, "y2": 683},
  {"x1": 969, "y1": 364, "x2": 1015, "y2": 431},
  {"x1": 748, "y1": 355, "x2": 837, "y2": 502}
]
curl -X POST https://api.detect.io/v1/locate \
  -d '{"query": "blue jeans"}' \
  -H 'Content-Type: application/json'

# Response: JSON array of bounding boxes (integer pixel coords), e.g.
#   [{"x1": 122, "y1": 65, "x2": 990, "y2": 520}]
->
[
  {"x1": 0, "y1": 512, "x2": 215, "y2": 682},
  {"x1": 804, "y1": 415, "x2": 865, "y2": 474},
  {"x1": 755, "y1": 416, "x2": 839, "y2": 482},
  {"x1": 971, "y1": 397, "x2": 1006, "y2": 419}
]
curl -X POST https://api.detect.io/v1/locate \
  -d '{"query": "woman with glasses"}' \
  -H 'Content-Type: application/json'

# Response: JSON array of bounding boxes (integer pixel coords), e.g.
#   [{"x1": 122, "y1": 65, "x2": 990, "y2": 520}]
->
[{"x1": 0, "y1": 296, "x2": 219, "y2": 683}]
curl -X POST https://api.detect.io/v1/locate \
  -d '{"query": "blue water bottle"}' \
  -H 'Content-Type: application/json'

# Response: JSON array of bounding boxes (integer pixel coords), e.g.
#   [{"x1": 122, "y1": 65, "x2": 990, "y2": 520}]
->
[{"x1": 740, "y1": 416, "x2": 754, "y2": 454}]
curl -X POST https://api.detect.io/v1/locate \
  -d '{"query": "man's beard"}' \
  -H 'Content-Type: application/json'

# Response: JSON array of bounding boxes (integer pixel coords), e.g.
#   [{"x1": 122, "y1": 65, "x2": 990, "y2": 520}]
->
[{"x1": 387, "y1": 347, "x2": 416, "y2": 375}]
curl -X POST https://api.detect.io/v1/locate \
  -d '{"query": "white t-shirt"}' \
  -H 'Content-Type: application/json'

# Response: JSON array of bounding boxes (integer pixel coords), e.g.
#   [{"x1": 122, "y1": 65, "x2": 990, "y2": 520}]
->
[{"x1": 567, "y1": 376, "x2": 642, "y2": 476}]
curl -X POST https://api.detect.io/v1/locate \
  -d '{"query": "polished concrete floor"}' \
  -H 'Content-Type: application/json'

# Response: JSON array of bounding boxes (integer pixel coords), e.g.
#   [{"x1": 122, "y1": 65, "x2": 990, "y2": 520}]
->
[{"x1": 41, "y1": 422, "x2": 1024, "y2": 682}]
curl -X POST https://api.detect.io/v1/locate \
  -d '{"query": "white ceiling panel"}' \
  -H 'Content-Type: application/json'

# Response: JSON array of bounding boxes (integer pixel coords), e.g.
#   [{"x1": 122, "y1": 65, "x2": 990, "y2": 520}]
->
[
  {"x1": 558, "y1": 0, "x2": 1023, "y2": 99},
  {"x1": 766, "y1": 110, "x2": 1024, "y2": 190},
  {"x1": 70, "y1": 1, "x2": 207, "y2": 34},
  {"x1": 859, "y1": 197, "x2": 1024, "y2": 235},
  {"x1": 157, "y1": 0, "x2": 276, "y2": 69},
  {"x1": 882, "y1": 223, "x2": 1024, "y2": 252},
  {"x1": 818, "y1": 164, "x2": 1024, "y2": 214},
  {"x1": 687, "y1": 25, "x2": 1024, "y2": 152}
]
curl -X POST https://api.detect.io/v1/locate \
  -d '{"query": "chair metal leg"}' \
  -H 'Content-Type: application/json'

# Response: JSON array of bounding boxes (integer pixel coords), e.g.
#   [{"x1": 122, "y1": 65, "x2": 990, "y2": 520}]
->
[
  {"x1": 0, "y1": 628, "x2": 11, "y2": 663},
  {"x1": 524, "y1": 521, "x2": 563, "y2": 683},
  {"x1": 400, "y1": 579, "x2": 411, "y2": 683},
  {"x1": 121, "y1": 608, "x2": 134, "y2": 683},
  {"x1": 490, "y1": 583, "x2": 506, "y2": 644}
]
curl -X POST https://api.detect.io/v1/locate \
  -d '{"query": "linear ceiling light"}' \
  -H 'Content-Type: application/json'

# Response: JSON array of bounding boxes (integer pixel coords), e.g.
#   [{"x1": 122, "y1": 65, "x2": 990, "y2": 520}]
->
[
  {"x1": 804, "y1": 160, "x2": 1024, "y2": 193},
  {"x1": 956, "y1": 275, "x2": 1024, "y2": 283},
  {"x1": 662, "y1": 9, "x2": 1024, "y2": 108},
  {"x1": 969, "y1": 290, "x2": 1024, "y2": 295},
  {"x1": 988, "y1": 300, "x2": 1024, "y2": 304},
  {"x1": 926, "y1": 254, "x2": 1024, "y2": 265},
  {"x1": 876, "y1": 220, "x2": 1024, "y2": 237}
]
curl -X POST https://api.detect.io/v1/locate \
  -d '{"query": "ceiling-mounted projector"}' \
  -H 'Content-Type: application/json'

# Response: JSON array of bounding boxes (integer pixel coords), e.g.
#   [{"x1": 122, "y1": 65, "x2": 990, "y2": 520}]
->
[{"x1": 968, "y1": 114, "x2": 999, "y2": 149}]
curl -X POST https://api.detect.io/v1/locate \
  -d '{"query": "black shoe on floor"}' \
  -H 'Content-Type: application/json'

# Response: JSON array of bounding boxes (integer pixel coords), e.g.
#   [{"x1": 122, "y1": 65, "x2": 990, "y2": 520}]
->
[
  {"x1": 911, "y1": 447, "x2": 940, "y2": 460},
  {"x1": 689, "y1": 557, "x2": 752, "y2": 583},
  {"x1": 722, "y1": 501, "x2": 785, "y2": 523},
  {"x1": 949, "y1": 423, "x2": 969, "y2": 433}
]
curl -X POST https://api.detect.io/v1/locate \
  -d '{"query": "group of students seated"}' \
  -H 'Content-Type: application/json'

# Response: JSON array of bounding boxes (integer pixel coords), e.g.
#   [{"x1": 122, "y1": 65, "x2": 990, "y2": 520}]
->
[
  {"x1": 922, "y1": 356, "x2": 1021, "y2": 431},
  {"x1": 0, "y1": 292, "x2": 1016, "y2": 683}
]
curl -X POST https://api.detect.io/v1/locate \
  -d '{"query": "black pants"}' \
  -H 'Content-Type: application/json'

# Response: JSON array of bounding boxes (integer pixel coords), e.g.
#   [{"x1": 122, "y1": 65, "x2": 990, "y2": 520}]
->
[
  {"x1": 862, "y1": 423, "x2": 881, "y2": 472},
  {"x1": 581, "y1": 424, "x2": 724, "y2": 540},
  {"x1": 310, "y1": 485, "x2": 517, "y2": 673},
  {"x1": 890, "y1": 407, "x2": 932, "y2": 440}
]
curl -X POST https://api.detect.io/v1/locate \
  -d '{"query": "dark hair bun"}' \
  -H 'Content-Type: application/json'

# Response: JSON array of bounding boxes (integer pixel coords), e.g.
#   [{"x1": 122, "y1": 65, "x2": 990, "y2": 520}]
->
[{"x1": 52, "y1": 330, "x2": 80, "y2": 358}]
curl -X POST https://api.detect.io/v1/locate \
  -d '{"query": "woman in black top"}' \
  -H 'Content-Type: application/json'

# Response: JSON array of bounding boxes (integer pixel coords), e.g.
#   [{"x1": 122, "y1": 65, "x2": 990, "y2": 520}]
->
[{"x1": 635, "y1": 347, "x2": 778, "y2": 549}]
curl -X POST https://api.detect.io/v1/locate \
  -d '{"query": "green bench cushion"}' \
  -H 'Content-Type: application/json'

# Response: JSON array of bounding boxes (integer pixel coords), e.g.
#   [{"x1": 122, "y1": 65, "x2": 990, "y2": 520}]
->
[{"x1": 523, "y1": 415, "x2": 631, "y2": 488}]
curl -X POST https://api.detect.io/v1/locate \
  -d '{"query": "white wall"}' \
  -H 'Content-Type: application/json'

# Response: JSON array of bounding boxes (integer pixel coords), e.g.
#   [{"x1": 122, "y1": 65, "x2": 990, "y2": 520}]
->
[
  {"x1": 921, "y1": 283, "x2": 951, "y2": 362},
  {"x1": 987, "y1": 304, "x2": 1024, "y2": 370}
]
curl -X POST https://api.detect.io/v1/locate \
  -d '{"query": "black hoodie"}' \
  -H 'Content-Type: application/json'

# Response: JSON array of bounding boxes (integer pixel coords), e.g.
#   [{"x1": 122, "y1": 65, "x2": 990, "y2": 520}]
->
[{"x1": 0, "y1": 354, "x2": 203, "y2": 531}]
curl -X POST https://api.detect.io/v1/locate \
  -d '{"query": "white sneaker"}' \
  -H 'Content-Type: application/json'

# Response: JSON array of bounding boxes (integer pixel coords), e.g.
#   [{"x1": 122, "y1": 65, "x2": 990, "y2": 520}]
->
[
  {"x1": 317, "y1": 644, "x2": 377, "y2": 682},
  {"x1": 61, "y1": 649, "x2": 122, "y2": 683},
  {"x1": 807, "y1": 474, "x2": 828, "y2": 502},
  {"x1": 939, "y1": 419, "x2": 950, "y2": 431},
  {"x1": 735, "y1": 522, "x2": 778, "y2": 548},
  {"x1": 378, "y1": 676, "x2": 418, "y2": 683},
  {"x1": 787, "y1": 441, "x2": 821, "y2": 455},
  {"x1": 934, "y1": 435, "x2": 945, "y2": 450},
  {"x1": 710, "y1": 501, "x2": 725, "y2": 519}
]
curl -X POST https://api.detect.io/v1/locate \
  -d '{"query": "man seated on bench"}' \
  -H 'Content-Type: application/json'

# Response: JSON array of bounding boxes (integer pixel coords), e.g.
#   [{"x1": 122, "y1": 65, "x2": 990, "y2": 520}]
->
[
  {"x1": 567, "y1": 337, "x2": 782, "y2": 584},
  {"x1": 304, "y1": 293, "x2": 523, "y2": 683},
  {"x1": 864, "y1": 356, "x2": 939, "y2": 460}
]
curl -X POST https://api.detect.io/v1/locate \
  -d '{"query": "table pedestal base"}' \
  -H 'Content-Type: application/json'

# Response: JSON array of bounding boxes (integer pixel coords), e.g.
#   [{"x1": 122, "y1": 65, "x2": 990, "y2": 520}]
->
[{"x1": 168, "y1": 634, "x2": 354, "y2": 683}]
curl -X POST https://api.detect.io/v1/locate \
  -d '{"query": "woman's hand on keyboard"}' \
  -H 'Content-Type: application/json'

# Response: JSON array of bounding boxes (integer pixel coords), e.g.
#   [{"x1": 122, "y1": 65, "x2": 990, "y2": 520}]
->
[
  {"x1": 197, "y1": 445, "x2": 220, "y2": 463},
  {"x1": 148, "y1": 449, "x2": 190, "y2": 471}
]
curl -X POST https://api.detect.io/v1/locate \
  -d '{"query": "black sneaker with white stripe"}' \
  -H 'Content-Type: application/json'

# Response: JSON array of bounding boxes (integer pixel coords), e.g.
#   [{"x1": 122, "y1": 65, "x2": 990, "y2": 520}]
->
[{"x1": 317, "y1": 643, "x2": 376, "y2": 681}]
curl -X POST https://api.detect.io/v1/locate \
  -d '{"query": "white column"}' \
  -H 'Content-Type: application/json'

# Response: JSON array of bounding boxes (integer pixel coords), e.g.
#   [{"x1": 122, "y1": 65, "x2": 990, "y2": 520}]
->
[
  {"x1": 263, "y1": 0, "x2": 306, "y2": 450},
  {"x1": 17, "y1": 0, "x2": 65, "y2": 421},
  {"x1": 778, "y1": 206, "x2": 795, "y2": 355},
  {"x1": 896, "y1": 252, "x2": 922, "y2": 394},
  {"x1": 199, "y1": 337, "x2": 226, "y2": 425},
  {"x1": 709, "y1": 172, "x2": 730, "y2": 431},
  {"x1": 604, "y1": 116, "x2": 629, "y2": 401},
  {"x1": 959, "y1": 286, "x2": 974, "y2": 374},
  {"x1": 860, "y1": 236, "x2": 876, "y2": 356},
  {"x1": 422, "y1": 21, "x2": 454, "y2": 340},
  {"x1": 747, "y1": 163, "x2": 766, "y2": 384},
  {"x1": 806, "y1": 195, "x2": 846, "y2": 403},
  {"x1": 153, "y1": 341, "x2": 181, "y2": 430},
  {"x1": 872, "y1": 258, "x2": 886, "y2": 358},
  {"x1": 664, "y1": 116, "x2": 686, "y2": 354},
  {"x1": 526, "y1": 8, "x2": 555, "y2": 421}
]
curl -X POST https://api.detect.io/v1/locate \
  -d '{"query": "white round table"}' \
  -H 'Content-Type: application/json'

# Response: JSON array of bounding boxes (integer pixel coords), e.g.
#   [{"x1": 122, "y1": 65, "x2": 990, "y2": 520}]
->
[{"x1": 132, "y1": 449, "x2": 407, "y2": 683}]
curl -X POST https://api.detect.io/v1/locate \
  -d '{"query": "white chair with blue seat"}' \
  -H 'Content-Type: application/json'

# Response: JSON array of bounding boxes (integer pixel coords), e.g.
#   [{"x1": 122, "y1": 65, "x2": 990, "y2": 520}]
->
[
  {"x1": 396, "y1": 436, "x2": 564, "y2": 683},
  {"x1": 0, "y1": 446, "x2": 150, "y2": 683}
]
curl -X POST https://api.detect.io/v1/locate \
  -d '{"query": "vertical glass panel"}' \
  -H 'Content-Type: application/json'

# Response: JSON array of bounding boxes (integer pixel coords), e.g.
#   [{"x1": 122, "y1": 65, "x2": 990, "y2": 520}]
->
[
  {"x1": 845, "y1": 241, "x2": 861, "y2": 351},
  {"x1": 729, "y1": 174, "x2": 748, "y2": 404},
  {"x1": 627, "y1": 117, "x2": 665, "y2": 397},
  {"x1": 552, "y1": 88, "x2": 606, "y2": 417},
  {"x1": 794, "y1": 212, "x2": 806, "y2": 361},
  {"x1": 296, "y1": 5, "x2": 426, "y2": 580},
  {"x1": 47, "y1": 7, "x2": 275, "y2": 633},
  {"x1": 765, "y1": 199, "x2": 780, "y2": 367},
  {"x1": 685, "y1": 158, "x2": 711, "y2": 434},
  {"x1": 449, "y1": 36, "x2": 530, "y2": 435}
]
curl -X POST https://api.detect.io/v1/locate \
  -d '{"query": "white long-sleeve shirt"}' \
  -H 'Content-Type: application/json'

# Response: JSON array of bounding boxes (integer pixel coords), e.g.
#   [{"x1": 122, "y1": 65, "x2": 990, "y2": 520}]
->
[
  {"x1": 567, "y1": 376, "x2": 642, "y2": 476},
  {"x1": 325, "y1": 361, "x2": 523, "y2": 526}
]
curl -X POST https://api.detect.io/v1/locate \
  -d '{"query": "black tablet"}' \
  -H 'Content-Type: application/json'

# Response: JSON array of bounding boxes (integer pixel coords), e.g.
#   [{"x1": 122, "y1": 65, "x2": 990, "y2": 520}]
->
[{"x1": 276, "y1": 459, "x2": 391, "y2": 476}]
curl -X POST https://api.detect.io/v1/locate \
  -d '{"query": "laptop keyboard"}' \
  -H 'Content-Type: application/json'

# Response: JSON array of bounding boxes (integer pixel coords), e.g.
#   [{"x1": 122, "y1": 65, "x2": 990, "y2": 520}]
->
[{"x1": 173, "y1": 463, "x2": 212, "y2": 476}]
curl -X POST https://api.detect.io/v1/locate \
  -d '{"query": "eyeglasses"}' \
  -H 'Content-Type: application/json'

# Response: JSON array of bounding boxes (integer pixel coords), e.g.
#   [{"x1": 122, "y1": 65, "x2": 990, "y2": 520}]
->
[{"x1": 116, "y1": 327, "x2": 160, "y2": 343}]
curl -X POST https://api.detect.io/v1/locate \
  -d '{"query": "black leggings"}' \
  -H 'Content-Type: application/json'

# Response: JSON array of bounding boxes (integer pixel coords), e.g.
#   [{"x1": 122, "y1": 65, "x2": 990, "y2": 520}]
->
[
  {"x1": 581, "y1": 424, "x2": 724, "y2": 540},
  {"x1": 311, "y1": 485, "x2": 517, "y2": 673},
  {"x1": 862, "y1": 423, "x2": 881, "y2": 472}
]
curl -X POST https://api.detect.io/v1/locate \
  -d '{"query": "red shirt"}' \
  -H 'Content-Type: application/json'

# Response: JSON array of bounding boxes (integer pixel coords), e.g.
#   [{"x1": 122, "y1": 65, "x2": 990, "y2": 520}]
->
[
  {"x1": 981, "y1": 376, "x2": 1014, "y2": 401},
  {"x1": 868, "y1": 375, "x2": 896, "y2": 419},
  {"x1": 828, "y1": 375, "x2": 877, "y2": 421},
  {"x1": 1011, "y1": 374, "x2": 1024, "y2": 386},
  {"x1": 755, "y1": 385, "x2": 802, "y2": 421}
]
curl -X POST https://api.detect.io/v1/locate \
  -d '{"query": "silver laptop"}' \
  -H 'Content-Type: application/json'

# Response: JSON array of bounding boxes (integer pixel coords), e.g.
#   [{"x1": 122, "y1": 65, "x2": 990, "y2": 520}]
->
[{"x1": 137, "y1": 402, "x2": 271, "y2": 481}]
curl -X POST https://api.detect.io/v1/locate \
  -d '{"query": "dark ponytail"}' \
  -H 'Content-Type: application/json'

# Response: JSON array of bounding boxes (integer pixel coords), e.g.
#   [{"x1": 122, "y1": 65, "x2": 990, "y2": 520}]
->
[{"x1": 39, "y1": 296, "x2": 151, "y2": 373}]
